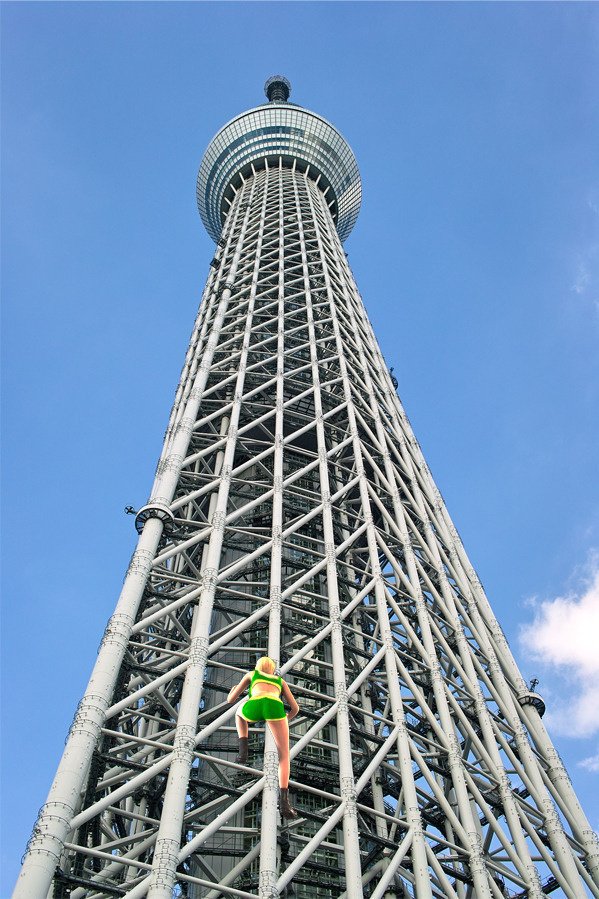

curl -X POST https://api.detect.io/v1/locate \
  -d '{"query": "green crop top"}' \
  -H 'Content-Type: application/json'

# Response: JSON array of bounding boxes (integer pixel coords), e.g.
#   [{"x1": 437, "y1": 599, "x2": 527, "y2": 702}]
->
[{"x1": 249, "y1": 669, "x2": 282, "y2": 699}]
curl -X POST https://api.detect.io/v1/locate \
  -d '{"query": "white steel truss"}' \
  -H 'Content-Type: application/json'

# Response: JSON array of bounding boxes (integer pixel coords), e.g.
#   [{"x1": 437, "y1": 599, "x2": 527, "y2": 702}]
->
[{"x1": 16, "y1": 120, "x2": 599, "y2": 899}]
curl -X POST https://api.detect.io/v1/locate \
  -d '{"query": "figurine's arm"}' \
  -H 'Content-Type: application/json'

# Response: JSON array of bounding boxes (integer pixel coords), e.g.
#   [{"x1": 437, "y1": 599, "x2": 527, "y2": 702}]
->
[
  {"x1": 281, "y1": 680, "x2": 300, "y2": 721},
  {"x1": 227, "y1": 673, "x2": 251, "y2": 704}
]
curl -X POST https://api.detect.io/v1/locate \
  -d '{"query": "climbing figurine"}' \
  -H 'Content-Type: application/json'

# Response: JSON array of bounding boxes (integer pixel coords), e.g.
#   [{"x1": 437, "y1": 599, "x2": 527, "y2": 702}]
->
[{"x1": 227, "y1": 656, "x2": 300, "y2": 819}]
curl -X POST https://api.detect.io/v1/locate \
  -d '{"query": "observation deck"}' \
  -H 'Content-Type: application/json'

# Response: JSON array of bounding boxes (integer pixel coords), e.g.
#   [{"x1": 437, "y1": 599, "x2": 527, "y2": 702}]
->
[{"x1": 197, "y1": 76, "x2": 361, "y2": 243}]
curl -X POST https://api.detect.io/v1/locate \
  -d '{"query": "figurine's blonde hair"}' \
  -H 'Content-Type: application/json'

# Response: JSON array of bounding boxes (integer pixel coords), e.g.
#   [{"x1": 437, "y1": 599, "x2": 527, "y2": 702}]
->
[{"x1": 256, "y1": 656, "x2": 276, "y2": 675}]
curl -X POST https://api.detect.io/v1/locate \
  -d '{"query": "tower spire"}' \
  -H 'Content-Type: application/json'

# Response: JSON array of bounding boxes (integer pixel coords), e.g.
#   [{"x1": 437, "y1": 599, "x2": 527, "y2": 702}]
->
[{"x1": 264, "y1": 74, "x2": 291, "y2": 102}]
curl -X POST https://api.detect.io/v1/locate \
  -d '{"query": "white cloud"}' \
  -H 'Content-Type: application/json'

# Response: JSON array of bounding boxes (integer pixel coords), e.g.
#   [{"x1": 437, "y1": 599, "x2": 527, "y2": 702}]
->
[
  {"x1": 519, "y1": 559, "x2": 599, "y2": 738},
  {"x1": 572, "y1": 258, "x2": 591, "y2": 296},
  {"x1": 570, "y1": 192, "x2": 599, "y2": 308},
  {"x1": 579, "y1": 751, "x2": 599, "y2": 773}
]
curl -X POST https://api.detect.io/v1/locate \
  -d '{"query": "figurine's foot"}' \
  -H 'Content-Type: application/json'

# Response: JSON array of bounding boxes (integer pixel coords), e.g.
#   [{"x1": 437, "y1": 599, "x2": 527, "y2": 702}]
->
[
  {"x1": 236, "y1": 737, "x2": 248, "y2": 764},
  {"x1": 279, "y1": 787, "x2": 298, "y2": 819}
]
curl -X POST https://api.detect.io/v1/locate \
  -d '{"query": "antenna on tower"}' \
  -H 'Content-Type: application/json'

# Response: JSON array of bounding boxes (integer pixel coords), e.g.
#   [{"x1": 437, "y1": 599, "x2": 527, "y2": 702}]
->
[{"x1": 264, "y1": 75, "x2": 291, "y2": 102}]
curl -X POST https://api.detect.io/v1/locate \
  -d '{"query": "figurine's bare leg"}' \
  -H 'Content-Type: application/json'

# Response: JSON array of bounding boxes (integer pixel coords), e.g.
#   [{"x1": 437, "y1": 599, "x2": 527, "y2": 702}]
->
[
  {"x1": 235, "y1": 709, "x2": 249, "y2": 739},
  {"x1": 267, "y1": 717, "x2": 290, "y2": 788}
]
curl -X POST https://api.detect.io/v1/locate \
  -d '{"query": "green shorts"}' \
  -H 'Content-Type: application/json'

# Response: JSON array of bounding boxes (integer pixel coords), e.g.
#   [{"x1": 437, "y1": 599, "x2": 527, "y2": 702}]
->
[{"x1": 240, "y1": 696, "x2": 286, "y2": 722}]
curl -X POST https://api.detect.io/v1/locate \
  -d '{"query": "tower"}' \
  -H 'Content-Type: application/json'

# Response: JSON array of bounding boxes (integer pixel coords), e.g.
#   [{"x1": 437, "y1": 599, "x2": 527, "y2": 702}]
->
[{"x1": 16, "y1": 75, "x2": 598, "y2": 899}]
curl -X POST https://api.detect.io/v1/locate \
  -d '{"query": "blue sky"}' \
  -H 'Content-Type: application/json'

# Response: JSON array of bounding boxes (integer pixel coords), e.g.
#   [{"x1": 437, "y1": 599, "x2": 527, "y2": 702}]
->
[{"x1": 2, "y1": 2, "x2": 598, "y2": 892}]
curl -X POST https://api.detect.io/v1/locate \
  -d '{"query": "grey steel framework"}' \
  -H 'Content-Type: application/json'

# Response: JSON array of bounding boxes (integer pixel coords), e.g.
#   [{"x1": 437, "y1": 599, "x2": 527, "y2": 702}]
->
[{"x1": 16, "y1": 77, "x2": 599, "y2": 899}]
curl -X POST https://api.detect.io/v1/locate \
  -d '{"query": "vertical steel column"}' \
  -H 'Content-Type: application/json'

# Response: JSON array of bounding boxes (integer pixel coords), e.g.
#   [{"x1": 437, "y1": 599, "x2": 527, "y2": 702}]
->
[
  {"x1": 294, "y1": 167, "x2": 364, "y2": 899},
  {"x1": 259, "y1": 158, "x2": 286, "y2": 899},
  {"x1": 144, "y1": 175, "x2": 268, "y2": 899},
  {"x1": 523, "y1": 709, "x2": 599, "y2": 886}
]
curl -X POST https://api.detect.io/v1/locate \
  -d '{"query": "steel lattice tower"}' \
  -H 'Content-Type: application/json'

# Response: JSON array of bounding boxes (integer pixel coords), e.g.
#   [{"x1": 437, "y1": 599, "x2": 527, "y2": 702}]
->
[{"x1": 16, "y1": 77, "x2": 598, "y2": 899}]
